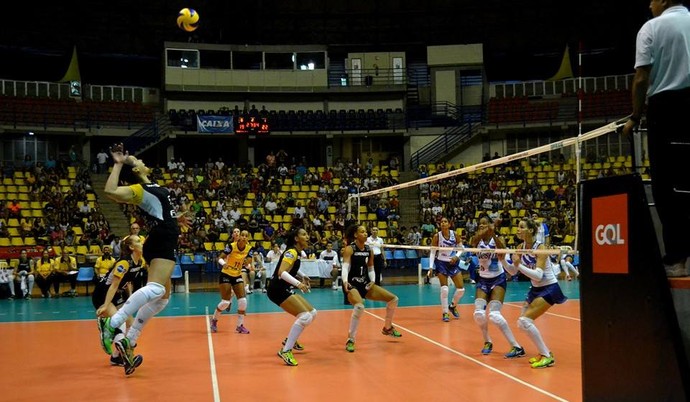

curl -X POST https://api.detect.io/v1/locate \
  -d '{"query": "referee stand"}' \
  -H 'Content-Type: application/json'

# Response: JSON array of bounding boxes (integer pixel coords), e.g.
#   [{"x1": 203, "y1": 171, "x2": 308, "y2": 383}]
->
[{"x1": 579, "y1": 173, "x2": 690, "y2": 401}]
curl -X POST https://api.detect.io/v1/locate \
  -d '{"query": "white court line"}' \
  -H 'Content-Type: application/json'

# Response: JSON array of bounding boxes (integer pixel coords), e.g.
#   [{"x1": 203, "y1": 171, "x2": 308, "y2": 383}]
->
[
  {"x1": 204, "y1": 306, "x2": 221, "y2": 402},
  {"x1": 365, "y1": 311, "x2": 569, "y2": 402},
  {"x1": 504, "y1": 303, "x2": 581, "y2": 322}
]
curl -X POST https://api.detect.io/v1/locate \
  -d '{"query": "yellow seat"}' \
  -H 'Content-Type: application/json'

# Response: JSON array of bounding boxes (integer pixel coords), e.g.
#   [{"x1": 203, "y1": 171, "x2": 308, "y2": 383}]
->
[
  {"x1": 0, "y1": 238, "x2": 10, "y2": 247},
  {"x1": 218, "y1": 233, "x2": 230, "y2": 242},
  {"x1": 7, "y1": 228, "x2": 20, "y2": 237},
  {"x1": 76, "y1": 245, "x2": 89, "y2": 255},
  {"x1": 10, "y1": 237, "x2": 24, "y2": 247},
  {"x1": 204, "y1": 242, "x2": 214, "y2": 252},
  {"x1": 214, "y1": 242, "x2": 225, "y2": 251},
  {"x1": 72, "y1": 226, "x2": 83, "y2": 236},
  {"x1": 253, "y1": 232, "x2": 264, "y2": 241},
  {"x1": 23, "y1": 237, "x2": 36, "y2": 246},
  {"x1": 89, "y1": 245, "x2": 102, "y2": 255}
]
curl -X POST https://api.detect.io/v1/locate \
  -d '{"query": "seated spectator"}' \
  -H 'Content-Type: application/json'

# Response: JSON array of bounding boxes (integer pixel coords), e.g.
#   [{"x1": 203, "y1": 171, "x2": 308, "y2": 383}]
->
[
  {"x1": 262, "y1": 223, "x2": 275, "y2": 244},
  {"x1": 89, "y1": 245, "x2": 112, "y2": 281},
  {"x1": 33, "y1": 250, "x2": 55, "y2": 298},
  {"x1": 12, "y1": 249, "x2": 35, "y2": 299},
  {"x1": 7, "y1": 200, "x2": 21, "y2": 218},
  {"x1": 54, "y1": 250, "x2": 78, "y2": 297}
]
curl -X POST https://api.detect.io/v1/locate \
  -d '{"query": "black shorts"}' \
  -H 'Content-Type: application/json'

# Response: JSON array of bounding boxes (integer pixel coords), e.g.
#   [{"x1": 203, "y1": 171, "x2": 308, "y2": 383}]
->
[
  {"x1": 267, "y1": 281, "x2": 294, "y2": 306},
  {"x1": 143, "y1": 228, "x2": 177, "y2": 262},
  {"x1": 219, "y1": 272, "x2": 244, "y2": 285},
  {"x1": 91, "y1": 284, "x2": 127, "y2": 309},
  {"x1": 343, "y1": 279, "x2": 371, "y2": 304}
]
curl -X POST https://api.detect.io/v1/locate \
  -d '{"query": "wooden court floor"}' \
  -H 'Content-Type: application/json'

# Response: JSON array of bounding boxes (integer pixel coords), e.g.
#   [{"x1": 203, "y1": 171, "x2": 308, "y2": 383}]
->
[{"x1": 0, "y1": 281, "x2": 582, "y2": 402}]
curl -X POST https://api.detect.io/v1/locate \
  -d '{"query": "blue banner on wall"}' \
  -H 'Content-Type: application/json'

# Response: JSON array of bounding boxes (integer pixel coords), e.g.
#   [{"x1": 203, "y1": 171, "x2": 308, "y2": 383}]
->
[{"x1": 197, "y1": 115, "x2": 234, "y2": 133}]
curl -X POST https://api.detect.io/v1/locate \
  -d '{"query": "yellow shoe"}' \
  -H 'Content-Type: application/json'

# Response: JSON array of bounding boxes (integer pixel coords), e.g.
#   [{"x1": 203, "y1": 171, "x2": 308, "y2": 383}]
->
[{"x1": 530, "y1": 353, "x2": 555, "y2": 369}]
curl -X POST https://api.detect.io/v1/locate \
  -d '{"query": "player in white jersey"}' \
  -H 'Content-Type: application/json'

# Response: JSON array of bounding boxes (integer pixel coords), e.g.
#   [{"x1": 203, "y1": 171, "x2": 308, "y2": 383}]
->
[
  {"x1": 429, "y1": 217, "x2": 465, "y2": 322},
  {"x1": 558, "y1": 246, "x2": 579, "y2": 281},
  {"x1": 502, "y1": 218, "x2": 567, "y2": 369},
  {"x1": 470, "y1": 215, "x2": 525, "y2": 358}
]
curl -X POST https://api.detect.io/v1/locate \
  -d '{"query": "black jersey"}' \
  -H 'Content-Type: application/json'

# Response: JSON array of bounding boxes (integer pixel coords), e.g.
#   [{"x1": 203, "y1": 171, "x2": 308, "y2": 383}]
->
[
  {"x1": 347, "y1": 242, "x2": 371, "y2": 283},
  {"x1": 130, "y1": 183, "x2": 180, "y2": 236},
  {"x1": 16, "y1": 258, "x2": 31, "y2": 274},
  {"x1": 97, "y1": 255, "x2": 144, "y2": 292}
]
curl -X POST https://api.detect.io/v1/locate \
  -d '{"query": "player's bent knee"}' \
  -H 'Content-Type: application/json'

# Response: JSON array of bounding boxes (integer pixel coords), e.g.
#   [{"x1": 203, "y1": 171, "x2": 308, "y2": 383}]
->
[
  {"x1": 473, "y1": 310, "x2": 487, "y2": 325},
  {"x1": 297, "y1": 311, "x2": 313, "y2": 327},
  {"x1": 517, "y1": 316, "x2": 534, "y2": 331}
]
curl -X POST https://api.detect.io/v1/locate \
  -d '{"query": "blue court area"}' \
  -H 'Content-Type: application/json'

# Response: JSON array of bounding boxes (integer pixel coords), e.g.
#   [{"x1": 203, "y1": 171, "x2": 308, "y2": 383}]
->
[{"x1": 0, "y1": 280, "x2": 580, "y2": 323}]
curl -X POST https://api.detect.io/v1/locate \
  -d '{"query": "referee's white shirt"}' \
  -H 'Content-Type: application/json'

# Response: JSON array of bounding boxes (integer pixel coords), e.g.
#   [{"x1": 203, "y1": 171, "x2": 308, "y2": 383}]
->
[{"x1": 367, "y1": 236, "x2": 384, "y2": 256}]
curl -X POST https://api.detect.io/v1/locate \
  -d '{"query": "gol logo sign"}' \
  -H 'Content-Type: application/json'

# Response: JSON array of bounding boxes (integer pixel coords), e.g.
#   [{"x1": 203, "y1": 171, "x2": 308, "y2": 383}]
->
[{"x1": 591, "y1": 194, "x2": 628, "y2": 274}]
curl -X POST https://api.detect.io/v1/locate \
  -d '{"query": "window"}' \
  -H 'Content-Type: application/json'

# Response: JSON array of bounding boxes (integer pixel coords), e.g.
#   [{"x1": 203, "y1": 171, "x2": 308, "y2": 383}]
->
[
  {"x1": 265, "y1": 53, "x2": 294, "y2": 70},
  {"x1": 166, "y1": 49, "x2": 200, "y2": 69},
  {"x1": 233, "y1": 51, "x2": 262, "y2": 70},
  {"x1": 295, "y1": 52, "x2": 325, "y2": 70},
  {"x1": 200, "y1": 50, "x2": 231, "y2": 69}
]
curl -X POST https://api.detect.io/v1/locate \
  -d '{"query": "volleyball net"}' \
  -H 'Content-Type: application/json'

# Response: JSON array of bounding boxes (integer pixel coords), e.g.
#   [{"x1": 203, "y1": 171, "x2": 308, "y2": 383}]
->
[{"x1": 347, "y1": 117, "x2": 629, "y2": 284}]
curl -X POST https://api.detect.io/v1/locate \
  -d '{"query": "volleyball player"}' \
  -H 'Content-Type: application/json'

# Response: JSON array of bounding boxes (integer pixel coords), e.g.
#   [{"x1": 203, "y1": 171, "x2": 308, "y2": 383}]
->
[
  {"x1": 97, "y1": 144, "x2": 191, "y2": 376},
  {"x1": 267, "y1": 228, "x2": 316, "y2": 366},
  {"x1": 341, "y1": 224, "x2": 402, "y2": 353},
  {"x1": 470, "y1": 215, "x2": 525, "y2": 358},
  {"x1": 502, "y1": 218, "x2": 567, "y2": 369},
  {"x1": 429, "y1": 217, "x2": 465, "y2": 322},
  {"x1": 93, "y1": 235, "x2": 144, "y2": 368},
  {"x1": 209, "y1": 229, "x2": 253, "y2": 334}
]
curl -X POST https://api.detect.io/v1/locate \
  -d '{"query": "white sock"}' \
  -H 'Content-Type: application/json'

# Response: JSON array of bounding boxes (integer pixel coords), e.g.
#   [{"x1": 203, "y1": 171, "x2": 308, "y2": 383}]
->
[
  {"x1": 440, "y1": 285, "x2": 449, "y2": 313},
  {"x1": 518, "y1": 316, "x2": 550, "y2": 356},
  {"x1": 452, "y1": 288, "x2": 465, "y2": 306},
  {"x1": 127, "y1": 298, "x2": 169, "y2": 345},
  {"x1": 488, "y1": 301, "x2": 519, "y2": 347},
  {"x1": 213, "y1": 300, "x2": 231, "y2": 320},
  {"x1": 473, "y1": 298, "x2": 489, "y2": 342},
  {"x1": 349, "y1": 303, "x2": 364, "y2": 340}
]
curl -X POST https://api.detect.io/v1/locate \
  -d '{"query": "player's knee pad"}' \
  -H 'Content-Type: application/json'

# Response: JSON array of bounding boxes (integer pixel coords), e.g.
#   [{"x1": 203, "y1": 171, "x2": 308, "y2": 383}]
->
[
  {"x1": 474, "y1": 298, "x2": 487, "y2": 310},
  {"x1": 143, "y1": 282, "x2": 166, "y2": 301},
  {"x1": 487, "y1": 300, "x2": 503, "y2": 312},
  {"x1": 473, "y1": 309, "x2": 487, "y2": 326},
  {"x1": 217, "y1": 299, "x2": 231, "y2": 311},
  {"x1": 237, "y1": 297, "x2": 247, "y2": 312},
  {"x1": 440, "y1": 285, "x2": 449, "y2": 299},
  {"x1": 309, "y1": 309, "x2": 317, "y2": 320},
  {"x1": 353, "y1": 303, "x2": 365, "y2": 319},
  {"x1": 296, "y1": 311, "x2": 313, "y2": 327},
  {"x1": 488, "y1": 310, "x2": 507, "y2": 326},
  {"x1": 149, "y1": 298, "x2": 169, "y2": 315},
  {"x1": 517, "y1": 316, "x2": 535, "y2": 332}
]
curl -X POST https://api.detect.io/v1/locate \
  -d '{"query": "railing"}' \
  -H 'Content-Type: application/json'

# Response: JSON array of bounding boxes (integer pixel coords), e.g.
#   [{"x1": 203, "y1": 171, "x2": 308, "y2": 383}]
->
[
  {"x1": 409, "y1": 122, "x2": 480, "y2": 171},
  {"x1": 124, "y1": 115, "x2": 173, "y2": 156}
]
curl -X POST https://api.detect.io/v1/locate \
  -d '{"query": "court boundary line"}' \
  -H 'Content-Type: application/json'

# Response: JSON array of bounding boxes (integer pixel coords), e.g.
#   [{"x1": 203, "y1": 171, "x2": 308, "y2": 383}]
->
[
  {"x1": 204, "y1": 306, "x2": 221, "y2": 402},
  {"x1": 364, "y1": 311, "x2": 570, "y2": 402}
]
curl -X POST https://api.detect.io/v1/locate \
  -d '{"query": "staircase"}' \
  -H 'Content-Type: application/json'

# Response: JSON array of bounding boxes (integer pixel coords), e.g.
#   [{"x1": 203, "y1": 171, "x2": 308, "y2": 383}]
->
[
  {"x1": 396, "y1": 171, "x2": 421, "y2": 230},
  {"x1": 124, "y1": 115, "x2": 173, "y2": 156},
  {"x1": 90, "y1": 174, "x2": 131, "y2": 237}
]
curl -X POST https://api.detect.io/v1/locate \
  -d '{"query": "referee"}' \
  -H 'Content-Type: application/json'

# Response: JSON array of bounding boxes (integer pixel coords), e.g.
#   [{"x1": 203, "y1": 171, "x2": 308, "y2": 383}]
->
[
  {"x1": 366, "y1": 227, "x2": 386, "y2": 285},
  {"x1": 622, "y1": 0, "x2": 690, "y2": 276}
]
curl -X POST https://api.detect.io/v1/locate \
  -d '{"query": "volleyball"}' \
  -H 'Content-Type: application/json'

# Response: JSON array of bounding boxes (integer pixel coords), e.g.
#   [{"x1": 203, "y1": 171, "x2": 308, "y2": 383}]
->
[{"x1": 177, "y1": 8, "x2": 200, "y2": 32}]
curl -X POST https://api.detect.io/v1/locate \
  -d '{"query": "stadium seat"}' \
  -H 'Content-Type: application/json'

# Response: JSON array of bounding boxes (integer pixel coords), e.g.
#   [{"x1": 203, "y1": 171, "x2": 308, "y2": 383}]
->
[
  {"x1": 76, "y1": 267, "x2": 95, "y2": 295},
  {"x1": 171, "y1": 264, "x2": 184, "y2": 293}
]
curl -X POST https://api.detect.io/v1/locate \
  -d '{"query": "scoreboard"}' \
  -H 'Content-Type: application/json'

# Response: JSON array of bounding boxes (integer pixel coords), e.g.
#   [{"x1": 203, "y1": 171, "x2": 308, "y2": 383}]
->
[{"x1": 236, "y1": 115, "x2": 270, "y2": 134}]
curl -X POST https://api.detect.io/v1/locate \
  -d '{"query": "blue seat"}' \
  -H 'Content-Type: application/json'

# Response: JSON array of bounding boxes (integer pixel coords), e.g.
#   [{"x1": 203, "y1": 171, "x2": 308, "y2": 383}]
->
[
  {"x1": 404, "y1": 249, "x2": 419, "y2": 267},
  {"x1": 391, "y1": 249, "x2": 406, "y2": 268},
  {"x1": 179, "y1": 254, "x2": 194, "y2": 265},
  {"x1": 171, "y1": 264, "x2": 183, "y2": 293},
  {"x1": 76, "y1": 266, "x2": 95, "y2": 295},
  {"x1": 420, "y1": 257, "x2": 431, "y2": 270},
  {"x1": 384, "y1": 249, "x2": 394, "y2": 262}
]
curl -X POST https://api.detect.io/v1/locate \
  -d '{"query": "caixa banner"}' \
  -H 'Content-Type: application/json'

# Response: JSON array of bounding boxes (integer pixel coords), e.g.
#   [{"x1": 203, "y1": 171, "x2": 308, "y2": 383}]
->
[{"x1": 197, "y1": 115, "x2": 234, "y2": 133}]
